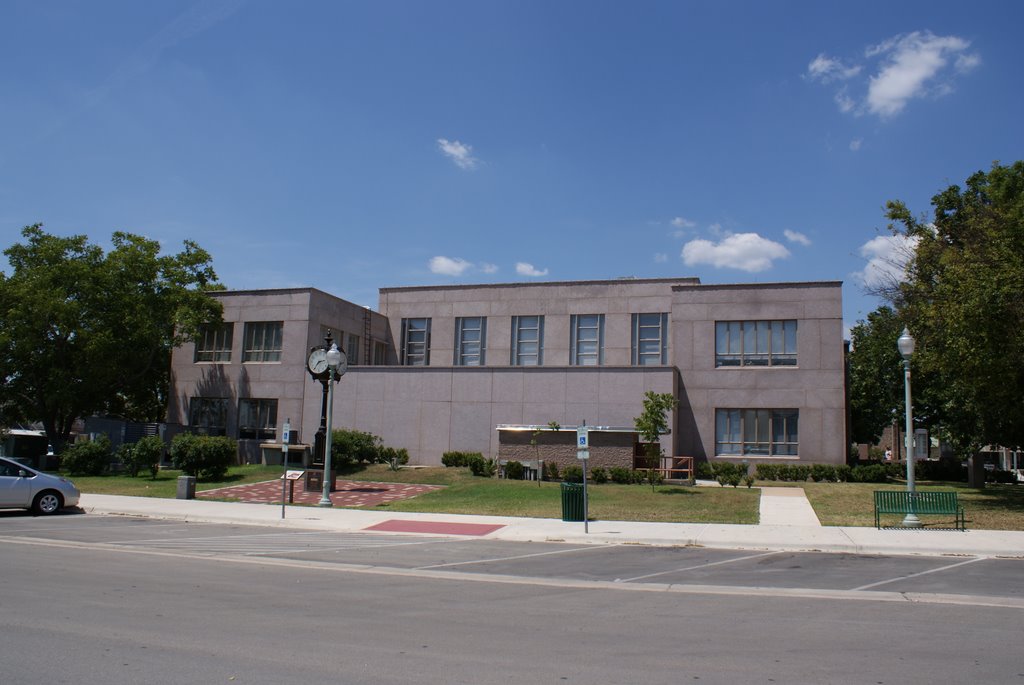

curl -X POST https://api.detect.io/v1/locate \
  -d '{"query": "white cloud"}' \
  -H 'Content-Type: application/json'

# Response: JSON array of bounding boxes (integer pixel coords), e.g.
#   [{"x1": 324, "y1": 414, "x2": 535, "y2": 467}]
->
[
  {"x1": 654, "y1": 253, "x2": 669, "y2": 263},
  {"x1": 866, "y1": 31, "x2": 977, "y2": 117},
  {"x1": 429, "y1": 256, "x2": 473, "y2": 276},
  {"x1": 437, "y1": 138, "x2": 479, "y2": 170},
  {"x1": 671, "y1": 216, "x2": 696, "y2": 229},
  {"x1": 515, "y1": 262, "x2": 549, "y2": 277},
  {"x1": 808, "y1": 31, "x2": 979, "y2": 119},
  {"x1": 681, "y1": 233, "x2": 790, "y2": 273},
  {"x1": 806, "y1": 53, "x2": 862, "y2": 83},
  {"x1": 849, "y1": 138, "x2": 863, "y2": 151},
  {"x1": 784, "y1": 229, "x2": 812, "y2": 246},
  {"x1": 855, "y1": 234, "x2": 920, "y2": 287},
  {"x1": 479, "y1": 262, "x2": 499, "y2": 274}
]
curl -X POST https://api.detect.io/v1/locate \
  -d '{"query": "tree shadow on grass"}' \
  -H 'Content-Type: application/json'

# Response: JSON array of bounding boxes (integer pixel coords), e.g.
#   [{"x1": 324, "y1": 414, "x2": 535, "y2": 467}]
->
[{"x1": 657, "y1": 487, "x2": 699, "y2": 496}]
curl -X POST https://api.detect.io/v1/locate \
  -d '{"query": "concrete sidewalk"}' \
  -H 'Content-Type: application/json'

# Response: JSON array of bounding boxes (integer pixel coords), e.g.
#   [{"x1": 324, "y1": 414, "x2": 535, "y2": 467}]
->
[{"x1": 77, "y1": 492, "x2": 1024, "y2": 558}]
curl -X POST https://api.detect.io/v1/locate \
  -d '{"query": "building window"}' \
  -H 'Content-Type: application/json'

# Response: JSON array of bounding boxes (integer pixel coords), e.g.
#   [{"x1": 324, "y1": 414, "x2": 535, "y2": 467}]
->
[
  {"x1": 372, "y1": 341, "x2": 388, "y2": 365},
  {"x1": 570, "y1": 314, "x2": 604, "y2": 366},
  {"x1": 631, "y1": 313, "x2": 668, "y2": 365},
  {"x1": 238, "y1": 399, "x2": 278, "y2": 441},
  {"x1": 194, "y1": 323, "x2": 233, "y2": 363},
  {"x1": 715, "y1": 320, "x2": 797, "y2": 367},
  {"x1": 401, "y1": 318, "x2": 431, "y2": 365},
  {"x1": 455, "y1": 317, "x2": 487, "y2": 366},
  {"x1": 511, "y1": 315, "x2": 544, "y2": 366},
  {"x1": 188, "y1": 397, "x2": 228, "y2": 436},
  {"x1": 346, "y1": 333, "x2": 360, "y2": 366},
  {"x1": 242, "y1": 322, "x2": 283, "y2": 362},
  {"x1": 715, "y1": 409, "x2": 799, "y2": 456}
]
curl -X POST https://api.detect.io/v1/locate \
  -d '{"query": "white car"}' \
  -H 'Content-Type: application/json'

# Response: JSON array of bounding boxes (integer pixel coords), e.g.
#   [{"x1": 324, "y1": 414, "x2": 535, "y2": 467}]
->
[{"x1": 0, "y1": 457, "x2": 81, "y2": 514}]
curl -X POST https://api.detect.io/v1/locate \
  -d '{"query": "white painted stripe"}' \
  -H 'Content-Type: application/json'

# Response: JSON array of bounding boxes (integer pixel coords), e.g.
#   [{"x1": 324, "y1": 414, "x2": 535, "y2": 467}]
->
[
  {"x1": 416, "y1": 544, "x2": 603, "y2": 569},
  {"x1": 618, "y1": 551, "x2": 782, "y2": 582},
  {"x1": 850, "y1": 556, "x2": 988, "y2": 591}
]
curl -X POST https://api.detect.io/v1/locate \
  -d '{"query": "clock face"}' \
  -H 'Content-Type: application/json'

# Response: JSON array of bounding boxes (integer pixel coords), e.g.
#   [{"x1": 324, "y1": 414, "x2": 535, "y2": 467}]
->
[{"x1": 307, "y1": 348, "x2": 329, "y2": 375}]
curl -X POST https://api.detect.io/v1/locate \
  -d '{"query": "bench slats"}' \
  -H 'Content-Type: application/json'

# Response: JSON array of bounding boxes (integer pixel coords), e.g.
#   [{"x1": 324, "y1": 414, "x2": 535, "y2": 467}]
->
[{"x1": 873, "y1": 490, "x2": 965, "y2": 530}]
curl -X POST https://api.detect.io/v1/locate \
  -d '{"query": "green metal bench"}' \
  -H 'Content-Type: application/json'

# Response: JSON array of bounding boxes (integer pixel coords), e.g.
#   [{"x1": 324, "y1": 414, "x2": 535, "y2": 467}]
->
[{"x1": 873, "y1": 490, "x2": 966, "y2": 530}]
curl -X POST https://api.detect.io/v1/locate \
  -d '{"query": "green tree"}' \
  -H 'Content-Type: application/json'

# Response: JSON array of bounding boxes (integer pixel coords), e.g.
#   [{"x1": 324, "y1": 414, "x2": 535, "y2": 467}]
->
[
  {"x1": 884, "y1": 161, "x2": 1024, "y2": 455},
  {"x1": 0, "y1": 225, "x2": 222, "y2": 453},
  {"x1": 847, "y1": 306, "x2": 906, "y2": 445}
]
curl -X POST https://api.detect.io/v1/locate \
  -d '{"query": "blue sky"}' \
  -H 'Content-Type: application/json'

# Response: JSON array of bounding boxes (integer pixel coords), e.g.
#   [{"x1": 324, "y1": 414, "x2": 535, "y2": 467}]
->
[{"x1": 3, "y1": 1, "x2": 1022, "y2": 334}]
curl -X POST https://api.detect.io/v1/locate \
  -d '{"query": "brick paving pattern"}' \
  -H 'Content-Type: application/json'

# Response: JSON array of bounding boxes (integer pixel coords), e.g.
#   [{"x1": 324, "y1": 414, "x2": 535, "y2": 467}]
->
[{"x1": 197, "y1": 478, "x2": 443, "y2": 507}]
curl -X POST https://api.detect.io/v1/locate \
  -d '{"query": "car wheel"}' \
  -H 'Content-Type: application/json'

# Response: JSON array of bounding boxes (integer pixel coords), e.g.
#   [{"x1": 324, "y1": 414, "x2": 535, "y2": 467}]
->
[{"x1": 32, "y1": 490, "x2": 63, "y2": 515}]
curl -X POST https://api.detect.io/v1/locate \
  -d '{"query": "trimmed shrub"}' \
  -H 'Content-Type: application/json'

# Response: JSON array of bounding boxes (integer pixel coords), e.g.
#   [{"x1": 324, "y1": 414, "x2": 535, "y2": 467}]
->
[
  {"x1": 170, "y1": 433, "x2": 237, "y2": 480},
  {"x1": 590, "y1": 467, "x2": 608, "y2": 484},
  {"x1": 118, "y1": 436, "x2": 164, "y2": 478},
  {"x1": 810, "y1": 464, "x2": 837, "y2": 483},
  {"x1": 695, "y1": 462, "x2": 714, "y2": 480},
  {"x1": 380, "y1": 446, "x2": 409, "y2": 471},
  {"x1": 331, "y1": 428, "x2": 381, "y2": 465},
  {"x1": 849, "y1": 464, "x2": 888, "y2": 483},
  {"x1": 543, "y1": 461, "x2": 560, "y2": 481},
  {"x1": 647, "y1": 469, "x2": 665, "y2": 486},
  {"x1": 609, "y1": 466, "x2": 633, "y2": 484},
  {"x1": 442, "y1": 451, "x2": 482, "y2": 468},
  {"x1": 834, "y1": 464, "x2": 852, "y2": 482},
  {"x1": 562, "y1": 464, "x2": 584, "y2": 483},
  {"x1": 468, "y1": 455, "x2": 496, "y2": 477},
  {"x1": 742, "y1": 474, "x2": 756, "y2": 488},
  {"x1": 755, "y1": 463, "x2": 779, "y2": 481},
  {"x1": 503, "y1": 460, "x2": 525, "y2": 480},
  {"x1": 61, "y1": 436, "x2": 112, "y2": 476}
]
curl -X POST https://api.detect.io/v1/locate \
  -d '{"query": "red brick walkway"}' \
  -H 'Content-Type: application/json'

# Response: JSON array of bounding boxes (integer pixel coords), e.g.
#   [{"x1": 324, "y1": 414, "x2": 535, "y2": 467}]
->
[{"x1": 197, "y1": 478, "x2": 443, "y2": 507}]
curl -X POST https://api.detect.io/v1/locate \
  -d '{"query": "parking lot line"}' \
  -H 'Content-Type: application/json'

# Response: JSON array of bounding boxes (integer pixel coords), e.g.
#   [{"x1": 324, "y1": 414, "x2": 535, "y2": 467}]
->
[
  {"x1": 415, "y1": 544, "x2": 604, "y2": 569},
  {"x1": 850, "y1": 556, "x2": 988, "y2": 591},
  {"x1": 617, "y1": 551, "x2": 783, "y2": 583}
]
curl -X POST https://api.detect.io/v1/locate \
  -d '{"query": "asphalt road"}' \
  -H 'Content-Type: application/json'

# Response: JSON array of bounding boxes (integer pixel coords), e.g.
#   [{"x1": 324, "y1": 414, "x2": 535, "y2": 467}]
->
[{"x1": 2, "y1": 513, "x2": 1023, "y2": 684}]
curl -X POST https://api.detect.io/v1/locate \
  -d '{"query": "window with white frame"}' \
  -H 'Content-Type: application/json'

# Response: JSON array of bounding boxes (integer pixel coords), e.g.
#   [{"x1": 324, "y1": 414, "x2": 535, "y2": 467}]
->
[
  {"x1": 401, "y1": 318, "x2": 430, "y2": 365},
  {"x1": 715, "y1": 409, "x2": 799, "y2": 456},
  {"x1": 188, "y1": 397, "x2": 228, "y2": 436},
  {"x1": 631, "y1": 313, "x2": 668, "y2": 365},
  {"x1": 242, "y1": 322, "x2": 283, "y2": 362},
  {"x1": 511, "y1": 315, "x2": 544, "y2": 366},
  {"x1": 455, "y1": 317, "x2": 486, "y2": 366},
  {"x1": 238, "y1": 398, "x2": 278, "y2": 440},
  {"x1": 715, "y1": 320, "x2": 797, "y2": 367},
  {"x1": 570, "y1": 314, "x2": 604, "y2": 366},
  {"x1": 194, "y1": 323, "x2": 233, "y2": 363}
]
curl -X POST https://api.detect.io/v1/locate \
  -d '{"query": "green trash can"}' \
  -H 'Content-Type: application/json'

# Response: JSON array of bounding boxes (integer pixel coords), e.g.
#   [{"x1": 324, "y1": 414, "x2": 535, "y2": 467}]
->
[{"x1": 560, "y1": 482, "x2": 585, "y2": 522}]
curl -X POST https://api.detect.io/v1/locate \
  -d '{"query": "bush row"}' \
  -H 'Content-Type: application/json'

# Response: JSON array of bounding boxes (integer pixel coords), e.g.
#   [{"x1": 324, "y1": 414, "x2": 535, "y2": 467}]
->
[{"x1": 170, "y1": 433, "x2": 237, "y2": 480}]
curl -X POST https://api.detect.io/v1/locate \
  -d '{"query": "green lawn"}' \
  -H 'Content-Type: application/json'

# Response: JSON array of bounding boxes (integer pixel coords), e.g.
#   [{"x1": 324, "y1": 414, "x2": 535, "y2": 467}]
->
[
  {"x1": 71, "y1": 463, "x2": 1024, "y2": 530},
  {"x1": 799, "y1": 480, "x2": 1024, "y2": 530},
  {"x1": 70, "y1": 464, "x2": 284, "y2": 498}
]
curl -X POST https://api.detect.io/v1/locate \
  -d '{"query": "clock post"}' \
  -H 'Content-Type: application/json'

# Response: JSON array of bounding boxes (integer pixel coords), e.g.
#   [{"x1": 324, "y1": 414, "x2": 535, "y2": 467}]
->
[{"x1": 304, "y1": 331, "x2": 348, "y2": 498}]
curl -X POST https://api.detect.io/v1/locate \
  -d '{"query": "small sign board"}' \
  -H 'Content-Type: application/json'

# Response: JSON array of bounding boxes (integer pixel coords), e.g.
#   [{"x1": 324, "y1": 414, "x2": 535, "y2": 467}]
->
[
  {"x1": 576, "y1": 427, "x2": 589, "y2": 449},
  {"x1": 577, "y1": 449, "x2": 590, "y2": 461},
  {"x1": 282, "y1": 470, "x2": 305, "y2": 481},
  {"x1": 282, "y1": 420, "x2": 291, "y2": 445}
]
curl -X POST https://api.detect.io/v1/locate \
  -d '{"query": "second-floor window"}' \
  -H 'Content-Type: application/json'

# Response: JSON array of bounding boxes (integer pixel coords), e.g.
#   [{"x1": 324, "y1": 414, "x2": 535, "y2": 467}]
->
[
  {"x1": 243, "y1": 322, "x2": 283, "y2": 362},
  {"x1": 347, "y1": 333, "x2": 360, "y2": 366},
  {"x1": 194, "y1": 323, "x2": 233, "y2": 363},
  {"x1": 401, "y1": 318, "x2": 430, "y2": 365},
  {"x1": 631, "y1": 313, "x2": 668, "y2": 365},
  {"x1": 570, "y1": 314, "x2": 604, "y2": 366},
  {"x1": 715, "y1": 320, "x2": 797, "y2": 367},
  {"x1": 455, "y1": 317, "x2": 486, "y2": 366},
  {"x1": 511, "y1": 315, "x2": 544, "y2": 366}
]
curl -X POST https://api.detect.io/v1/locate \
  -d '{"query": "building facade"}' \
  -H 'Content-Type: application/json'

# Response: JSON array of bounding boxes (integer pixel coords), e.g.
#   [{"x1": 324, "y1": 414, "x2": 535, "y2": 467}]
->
[{"x1": 167, "y1": 277, "x2": 847, "y2": 467}]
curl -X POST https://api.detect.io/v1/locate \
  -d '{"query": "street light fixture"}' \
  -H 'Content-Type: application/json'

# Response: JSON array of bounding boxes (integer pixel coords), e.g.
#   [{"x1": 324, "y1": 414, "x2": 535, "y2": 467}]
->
[
  {"x1": 897, "y1": 327, "x2": 921, "y2": 528},
  {"x1": 318, "y1": 343, "x2": 344, "y2": 508}
]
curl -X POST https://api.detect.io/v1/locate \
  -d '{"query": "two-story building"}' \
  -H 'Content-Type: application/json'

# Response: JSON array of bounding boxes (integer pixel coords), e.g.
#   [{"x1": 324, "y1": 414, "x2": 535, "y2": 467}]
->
[{"x1": 167, "y1": 277, "x2": 847, "y2": 467}]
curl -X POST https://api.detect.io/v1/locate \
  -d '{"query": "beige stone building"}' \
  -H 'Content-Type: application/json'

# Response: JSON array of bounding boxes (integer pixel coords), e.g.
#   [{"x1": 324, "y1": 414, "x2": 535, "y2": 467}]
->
[{"x1": 167, "y1": 277, "x2": 847, "y2": 468}]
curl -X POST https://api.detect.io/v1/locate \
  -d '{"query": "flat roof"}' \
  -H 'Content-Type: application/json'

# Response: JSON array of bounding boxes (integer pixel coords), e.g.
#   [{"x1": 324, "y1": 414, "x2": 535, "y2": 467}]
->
[{"x1": 381, "y1": 276, "x2": 701, "y2": 294}]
